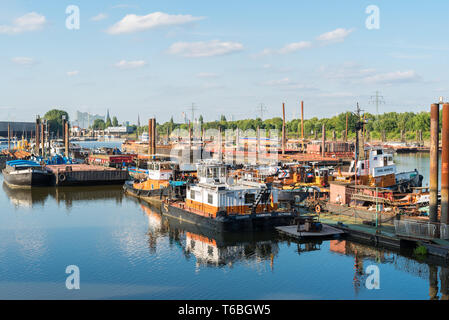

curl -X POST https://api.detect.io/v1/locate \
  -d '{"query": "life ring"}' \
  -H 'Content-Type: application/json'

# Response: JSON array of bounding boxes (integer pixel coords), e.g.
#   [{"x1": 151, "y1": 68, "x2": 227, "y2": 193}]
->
[
  {"x1": 58, "y1": 173, "x2": 66, "y2": 182},
  {"x1": 315, "y1": 204, "x2": 322, "y2": 213}
]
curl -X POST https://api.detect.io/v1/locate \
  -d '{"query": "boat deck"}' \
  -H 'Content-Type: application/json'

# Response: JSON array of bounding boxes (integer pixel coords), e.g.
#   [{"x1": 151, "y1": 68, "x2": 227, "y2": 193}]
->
[{"x1": 276, "y1": 224, "x2": 345, "y2": 239}]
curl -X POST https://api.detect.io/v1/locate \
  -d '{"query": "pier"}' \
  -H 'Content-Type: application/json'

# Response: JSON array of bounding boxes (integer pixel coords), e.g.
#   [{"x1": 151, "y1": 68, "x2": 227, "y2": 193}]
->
[{"x1": 47, "y1": 164, "x2": 129, "y2": 186}]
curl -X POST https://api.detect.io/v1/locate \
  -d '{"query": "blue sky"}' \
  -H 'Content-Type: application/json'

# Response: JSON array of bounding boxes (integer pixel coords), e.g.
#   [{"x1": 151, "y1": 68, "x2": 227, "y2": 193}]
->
[{"x1": 1, "y1": 1, "x2": 448, "y2": 124}]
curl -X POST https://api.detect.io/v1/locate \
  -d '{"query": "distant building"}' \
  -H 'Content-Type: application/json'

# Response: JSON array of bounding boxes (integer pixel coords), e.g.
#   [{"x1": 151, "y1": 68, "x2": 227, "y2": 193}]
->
[
  {"x1": 0, "y1": 121, "x2": 35, "y2": 138},
  {"x1": 74, "y1": 111, "x2": 104, "y2": 129},
  {"x1": 105, "y1": 126, "x2": 133, "y2": 134}
]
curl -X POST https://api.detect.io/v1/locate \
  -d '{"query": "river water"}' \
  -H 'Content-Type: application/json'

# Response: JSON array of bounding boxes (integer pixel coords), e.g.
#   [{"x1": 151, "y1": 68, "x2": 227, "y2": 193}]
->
[{"x1": 0, "y1": 143, "x2": 447, "y2": 300}]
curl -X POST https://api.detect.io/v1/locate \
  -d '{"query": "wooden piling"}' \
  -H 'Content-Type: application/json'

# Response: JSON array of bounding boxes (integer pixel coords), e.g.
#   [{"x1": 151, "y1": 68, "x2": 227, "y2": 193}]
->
[
  {"x1": 430, "y1": 103, "x2": 440, "y2": 223},
  {"x1": 441, "y1": 103, "x2": 449, "y2": 224}
]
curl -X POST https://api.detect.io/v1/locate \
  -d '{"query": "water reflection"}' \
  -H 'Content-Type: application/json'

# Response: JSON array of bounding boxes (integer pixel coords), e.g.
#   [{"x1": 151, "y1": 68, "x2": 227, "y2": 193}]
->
[
  {"x1": 137, "y1": 200, "x2": 449, "y2": 299},
  {"x1": 140, "y1": 202, "x2": 280, "y2": 269},
  {"x1": 2, "y1": 182, "x2": 123, "y2": 209}
]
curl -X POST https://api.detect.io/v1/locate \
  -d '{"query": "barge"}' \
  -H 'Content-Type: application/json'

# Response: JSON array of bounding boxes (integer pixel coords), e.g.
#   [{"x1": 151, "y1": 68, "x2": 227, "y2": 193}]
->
[
  {"x1": 46, "y1": 164, "x2": 129, "y2": 186},
  {"x1": 161, "y1": 162, "x2": 297, "y2": 232},
  {"x1": 2, "y1": 160, "x2": 52, "y2": 188}
]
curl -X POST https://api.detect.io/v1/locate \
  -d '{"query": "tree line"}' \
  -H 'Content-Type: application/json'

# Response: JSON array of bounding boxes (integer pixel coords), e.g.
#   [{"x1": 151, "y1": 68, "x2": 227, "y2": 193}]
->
[{"x1": 142, "y1": 111, "x2": 434, "y2": 141}]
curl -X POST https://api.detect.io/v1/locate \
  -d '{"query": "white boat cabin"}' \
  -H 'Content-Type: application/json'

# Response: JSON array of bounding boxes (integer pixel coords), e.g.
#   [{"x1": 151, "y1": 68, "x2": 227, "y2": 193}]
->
[
  {"x1": 186, "y1": 162, "x2": 279, "y2": 216},
  {"x1": 349, "y1": 147, "x2": 396, "y2": 177},
  {"x1": 147, "y1": 161, "x2": 176, "y2": 181}
]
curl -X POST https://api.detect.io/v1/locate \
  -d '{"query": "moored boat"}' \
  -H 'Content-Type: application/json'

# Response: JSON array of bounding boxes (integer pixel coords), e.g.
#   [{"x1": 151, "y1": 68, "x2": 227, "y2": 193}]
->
[
  {"x1": 2, "y1": 160, "x2": 52, "y2": 188},
  {"x1": 124, "y1": 161, "x2": 190, "y2": 205},
  {"x1": 161, "y1": 162, "x2": 297, "y2": 232}
]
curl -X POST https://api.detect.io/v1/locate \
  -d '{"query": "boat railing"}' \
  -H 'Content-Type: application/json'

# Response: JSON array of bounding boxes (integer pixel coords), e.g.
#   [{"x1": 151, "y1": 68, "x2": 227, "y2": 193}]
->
[{"x1": 394, "y1": 218, "x2": 449, "y2": 240}]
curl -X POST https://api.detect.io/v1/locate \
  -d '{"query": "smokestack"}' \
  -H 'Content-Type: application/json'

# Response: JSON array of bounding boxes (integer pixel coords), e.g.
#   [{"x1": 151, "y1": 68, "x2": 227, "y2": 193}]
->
[
  {"x1": 442, "y1": 103, "x2": 449, "y2": 224},
  {"x1": 430, "y1": 103, "x2": 440, "y2": 223},
  {"x1": 282, "y1": 103, "x2": 286, "y2": 155}
]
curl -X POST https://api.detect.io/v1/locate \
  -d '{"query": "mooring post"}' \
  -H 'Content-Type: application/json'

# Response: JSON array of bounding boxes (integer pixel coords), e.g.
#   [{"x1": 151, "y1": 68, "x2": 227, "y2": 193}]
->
[
  {"x1": 40, "y1": 120, "x2": 45, "y2": 158},
  {"x1": 148, "y1": 118, "x2": 153, "y2": 155},
  {"x1": 441, "y1": 103, "x2": 449, "y2": 225},
  {"x1": 430, "y1": 103, "x2": 440, "y2": 223},
  {"x1": 321, "y1": 123, "x2": 326, "y2": 157},
  {"x1": 7, "y1": 123, "x2": 10, "y2": 151},
  {"x1": 282, "y1": 102, "x2": 286, "y2": 155},
  {"x1": 35, "y1": 116, "x2": 40, "y2": 155},
  {"x1": 301, "y1": 101, "x2": 304, "y2": 152}
]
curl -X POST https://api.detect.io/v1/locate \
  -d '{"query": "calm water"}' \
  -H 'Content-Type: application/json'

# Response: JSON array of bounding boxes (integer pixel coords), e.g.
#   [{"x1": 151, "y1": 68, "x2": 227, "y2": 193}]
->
[{"x1": 0, "y1": 148, "x2": 447, "y2": 300}]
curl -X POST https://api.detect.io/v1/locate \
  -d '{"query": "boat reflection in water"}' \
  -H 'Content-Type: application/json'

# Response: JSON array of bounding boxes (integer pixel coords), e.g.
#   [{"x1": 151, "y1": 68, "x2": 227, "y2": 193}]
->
[
  {"x1": 330, "y1": 239, "x2": 449, "y2": 299},
  {"x1": 2, "y1": 182, "x2": 124, "y2": 209},
  {"x1": 140, "y1": 201, "x2": 280, "y2": 268}
]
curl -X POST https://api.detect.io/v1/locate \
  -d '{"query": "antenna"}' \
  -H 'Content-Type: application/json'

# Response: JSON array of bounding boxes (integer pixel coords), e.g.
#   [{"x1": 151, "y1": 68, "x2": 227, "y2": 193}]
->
[
  {"x1": 369, "y1": 91, "x2": 385, "y2": 116},
  {"x1": 186, "y1": 103, "x2": 199, "y2": 123},
  {"x1": 256, "y1": 103, "x2": 268, "y2": 120}
]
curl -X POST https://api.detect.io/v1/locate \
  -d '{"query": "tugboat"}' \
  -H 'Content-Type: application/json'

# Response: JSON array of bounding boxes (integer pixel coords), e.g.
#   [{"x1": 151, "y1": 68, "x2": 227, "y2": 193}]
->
[
  {"x1": 2, "y1": 160, "x2": 52, "y2": 188},
  {"x1": 161, "y1": 161, "x2": 297, "y2": 232},
  {"x1": 124, "y1": 161, "x2": 190, "y2": 205},
  {"x1": 344, "y1": 147, "x2": 423, "y2": 192}
]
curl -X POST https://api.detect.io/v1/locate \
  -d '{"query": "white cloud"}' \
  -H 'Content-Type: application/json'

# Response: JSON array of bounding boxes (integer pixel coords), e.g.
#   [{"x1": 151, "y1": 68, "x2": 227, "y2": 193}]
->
[
  {"x1": 262, "y1": 78, "x2": 318, "y2": 91},
  {"x1": 364, "y1": 70, "x2": 422, "y2": 84},
  {"x1": 115, "y1": 60, "x2": 147, "y2": 69},
  {"x1": 91, "y1": 13, "x2": 108, "y2": 22},
  {"x1": 320, "y1": 62, "x2": 376, "y2": 80},
  {"x1": 168, "y1": 40, "x2": 243, "y2": 58},
  {"x1": 257, "y1": 27, "x2": 352, "y2": 56},
  {"x1": 316, "y1": 28, "x2": 354, "y2": 44},
  {"x1": 319, "y1": 92, "x2": 354, "y2": 98},
  {"x1": 278, "y1": 41, "x2": 312, "y2": 54},
  {"x1": 107, "y1": 12, "x2": 204, "y2": 34},
  {"x1": 11, "y1": 57, "x2": 37, "y2": 66},
  {"x1": 111, "y1": 4, "x2": 137, "y2": 9},
  {"x1": 0, "y1": 12, "x2": 46, "y2": 34},
  {"x1": 196, "y1": 72, "x2": 219, "y2": 78},
  {"x1": 256, "y1": 41, "x2": 312, "y2": 56},
  {"x1": 67, "y1": 71, "x2": 79, "y2": 76}
]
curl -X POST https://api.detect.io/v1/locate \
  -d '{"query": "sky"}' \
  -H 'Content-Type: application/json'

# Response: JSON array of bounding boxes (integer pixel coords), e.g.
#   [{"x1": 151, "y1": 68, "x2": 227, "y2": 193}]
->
[{"x1": 0, "y1": 0, "x2": 448, "y2": 124}]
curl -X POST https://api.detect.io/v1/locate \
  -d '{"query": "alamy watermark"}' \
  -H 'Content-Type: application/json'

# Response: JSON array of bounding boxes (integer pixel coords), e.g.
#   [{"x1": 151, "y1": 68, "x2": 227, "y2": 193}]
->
[
  {"x1": 365, "y1": 5, "x2": 380, "y2": 30},
  {"x1": 365, "y1": 265, "x2": 380, "y2": 289},
  {"x1": 66, "y1": 5, "x2": 80, "y2": 30},
  {"x1": 169, "y1": 124, "x2": 281, "y2": 166},
  {"x1": 65, "y1": 265, "x2": 80, "y2": 290}
]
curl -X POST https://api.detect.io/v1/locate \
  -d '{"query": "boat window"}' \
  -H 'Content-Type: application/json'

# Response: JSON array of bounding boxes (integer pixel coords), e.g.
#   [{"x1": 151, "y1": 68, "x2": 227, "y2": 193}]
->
[
  {"x1": 377, "y1": 150, "x2": 383, "y2": 155},
  {"x1": 190, "y1": 190, "x2": 195, "y2": 200},
  {"x1": 245, "y1": 193, "x2": 255, "y2": 204},
  {"x1": 213, "y1": 167, "x2": 220, "y2": 178},
  {"x1": 361, "y1": 163, "x2": 365, "y2": 170},
  {"x1": 208, "y1": 193, "x2": 213, "y2": 204}
]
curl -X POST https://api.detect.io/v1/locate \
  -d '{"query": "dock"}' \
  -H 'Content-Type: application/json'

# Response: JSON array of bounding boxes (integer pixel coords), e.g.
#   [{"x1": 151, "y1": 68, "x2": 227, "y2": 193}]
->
[
  {"x1": 276, "y1": 224, "x2": 345, "y2": 239},
  {"x1": 47, "y1": 164, "x2": 129, "y2": 186}
]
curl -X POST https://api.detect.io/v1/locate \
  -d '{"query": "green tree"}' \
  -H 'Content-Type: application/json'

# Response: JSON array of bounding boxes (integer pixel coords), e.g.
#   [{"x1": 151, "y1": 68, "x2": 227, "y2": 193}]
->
[
  {"x1": 43, "y1": 109, "x2": 69, "y2": 136},
  {"x1": 92, "y1": 119, "x2": 106, "y2": 130},
  {"x1": 112, "y1": 116, "x2": 118, "y2": 127}
]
